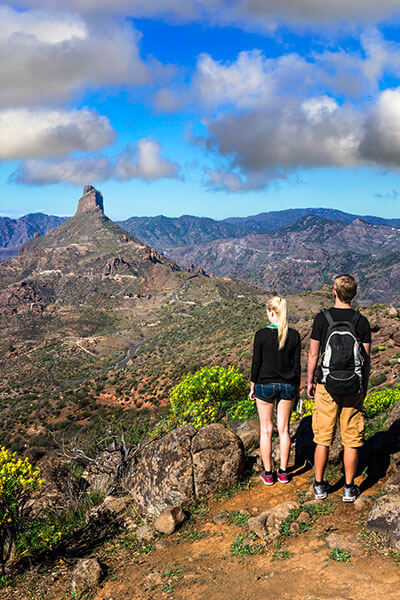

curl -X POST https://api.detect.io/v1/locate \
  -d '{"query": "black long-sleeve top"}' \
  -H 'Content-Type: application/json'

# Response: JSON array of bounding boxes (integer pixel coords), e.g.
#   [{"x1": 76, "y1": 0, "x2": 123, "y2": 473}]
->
[{"x1": 250, "y1": 326, "x2": 301, "y2": 386}]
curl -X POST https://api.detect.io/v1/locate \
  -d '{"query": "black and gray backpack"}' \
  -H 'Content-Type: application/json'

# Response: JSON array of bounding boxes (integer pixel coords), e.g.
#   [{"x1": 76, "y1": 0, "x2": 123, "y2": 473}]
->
[{"x1": 319, "y1": 310, "x2": 364, "y2": 396}]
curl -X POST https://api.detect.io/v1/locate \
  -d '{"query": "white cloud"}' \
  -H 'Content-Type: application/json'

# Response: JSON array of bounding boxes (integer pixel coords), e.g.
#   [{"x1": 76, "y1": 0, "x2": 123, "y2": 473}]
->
[
  {"x1": 359, "y1": 88, "x2": 400, "y2": 167},
  {"x1": 0, "y1": 108, "x2": 115, "y2": 160},
  {"x1": 193, "y1": 50, "x2": 273, "y2": 108},
  {"x1": 0, "y1": 5, "x2": 87, "y2": 43},
  {"x1": 12, "y1": 156, "x2": 114, "y2": 185},
  {"x1": 11, "y1": 137, "x2": 181, "y2": 184},
  {"x1": 201, "y1": 85, "x2": 400, "y2": 191},
  {"x1": 115, "y1": 137, "x2": 181, "y2": 180},
  {"x1": 0, "y1": 6, "x2": 166, "y2": 107},
  {"x1": 206, "y1": 169, "x2": 278, "y2": 192},
  {"x1": 8, "y1": 1, "x2": 400, "y2": 28}
]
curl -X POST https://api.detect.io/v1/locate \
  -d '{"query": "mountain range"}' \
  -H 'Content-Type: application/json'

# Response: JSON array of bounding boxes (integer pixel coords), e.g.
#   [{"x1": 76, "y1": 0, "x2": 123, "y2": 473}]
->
[
  {"x1": 2, "y1": 206, "x2": 400, "y2": 260},
  {"x1": 1, "y1": 202, "x2": 400, "y2": 304}
]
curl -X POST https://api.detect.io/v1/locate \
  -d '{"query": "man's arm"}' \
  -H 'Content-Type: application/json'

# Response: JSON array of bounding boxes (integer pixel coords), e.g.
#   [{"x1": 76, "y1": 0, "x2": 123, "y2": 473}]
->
[{"x1": 307, "y1": 338, "x2": 320, "y2": 398}]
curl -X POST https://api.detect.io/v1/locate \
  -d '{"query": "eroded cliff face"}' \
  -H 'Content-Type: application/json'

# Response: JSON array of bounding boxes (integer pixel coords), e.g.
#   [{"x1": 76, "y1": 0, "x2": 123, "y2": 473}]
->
[{"x1": 75, "y1": 185, "x2": 104, "y2": 216}]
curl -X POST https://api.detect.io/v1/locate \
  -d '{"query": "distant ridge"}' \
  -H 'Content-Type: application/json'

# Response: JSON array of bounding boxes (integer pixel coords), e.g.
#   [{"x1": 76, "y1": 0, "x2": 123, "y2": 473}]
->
[{"x1": 1, "y1": 205, "x2": 400, "y2": 262}]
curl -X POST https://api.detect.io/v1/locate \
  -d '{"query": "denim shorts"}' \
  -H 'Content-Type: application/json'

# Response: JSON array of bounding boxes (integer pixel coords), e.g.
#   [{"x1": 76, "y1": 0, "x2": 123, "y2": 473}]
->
[{"x1": 255, "y1": 383, "x2": 297, "y2": 403}]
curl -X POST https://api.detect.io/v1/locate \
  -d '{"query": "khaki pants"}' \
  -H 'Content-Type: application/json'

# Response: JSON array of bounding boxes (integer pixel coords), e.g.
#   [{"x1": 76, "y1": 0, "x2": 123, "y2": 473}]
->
[{"x1": 312, "y1": 384, "x2": 364, "y2": 448}]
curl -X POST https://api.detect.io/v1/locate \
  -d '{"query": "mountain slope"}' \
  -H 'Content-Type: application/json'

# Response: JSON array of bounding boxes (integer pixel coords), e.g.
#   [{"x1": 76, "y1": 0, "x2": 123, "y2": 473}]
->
[{"x1": 167, "y1": 215, "x2": 400, "y2": 303}]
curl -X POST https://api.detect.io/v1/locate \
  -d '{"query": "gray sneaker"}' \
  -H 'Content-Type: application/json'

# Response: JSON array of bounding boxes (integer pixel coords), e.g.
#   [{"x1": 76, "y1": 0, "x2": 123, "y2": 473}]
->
[
  {"x1": 313, "y1": 480, "x2": 329, "y2": 500},
  {"x1": 343, "y1": 484, "x2": 360, "y2": 503}
]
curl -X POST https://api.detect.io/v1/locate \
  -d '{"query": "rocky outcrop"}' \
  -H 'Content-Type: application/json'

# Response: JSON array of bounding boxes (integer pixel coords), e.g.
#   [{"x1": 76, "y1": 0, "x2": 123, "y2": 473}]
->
[
  {"x1": 102, "y1": 256, "x2": 132, "y2": 278},
  {"x1": 76, "y1": 185, "x2": 104, "y2": 216},
  {"x1": 123, "y1": 424, "x2": 244, "y2": 517},
  {"x1": 367, "y1": 493, "x2": 400, "y2": 551}
]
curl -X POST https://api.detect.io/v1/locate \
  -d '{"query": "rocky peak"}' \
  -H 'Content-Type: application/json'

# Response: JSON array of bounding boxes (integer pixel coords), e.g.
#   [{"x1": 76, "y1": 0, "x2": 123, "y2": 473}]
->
[{"x1": 76, "y1": 186, "x2": 104, "y2": 216}]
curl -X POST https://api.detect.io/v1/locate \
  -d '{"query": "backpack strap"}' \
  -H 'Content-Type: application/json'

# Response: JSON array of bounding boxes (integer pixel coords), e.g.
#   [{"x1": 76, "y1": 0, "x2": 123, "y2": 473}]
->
[{"x1": 323, "y1": 309, "x2": 335, "y2": 327}]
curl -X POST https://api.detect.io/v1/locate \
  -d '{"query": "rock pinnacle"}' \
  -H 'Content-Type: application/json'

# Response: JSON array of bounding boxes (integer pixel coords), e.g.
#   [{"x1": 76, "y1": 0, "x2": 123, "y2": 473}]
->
[{"x1": 76, "y1": 185, "x2": 104, "y2": 216}]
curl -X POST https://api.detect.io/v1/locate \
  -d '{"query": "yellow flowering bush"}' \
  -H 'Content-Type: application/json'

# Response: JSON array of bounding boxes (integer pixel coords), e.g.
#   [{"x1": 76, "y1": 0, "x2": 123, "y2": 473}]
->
[
  {"x1": 169, "y1": 365, "x2": 251, "y2": 429},
  {"x1": 0, "y1": 447, "x2": 43, "y2": 574}
]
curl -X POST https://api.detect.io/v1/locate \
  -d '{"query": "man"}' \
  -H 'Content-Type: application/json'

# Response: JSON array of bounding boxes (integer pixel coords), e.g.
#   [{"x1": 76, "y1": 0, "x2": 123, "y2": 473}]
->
[{"x1": 307, "y1": 274, "x2": 371, "y2": 502}]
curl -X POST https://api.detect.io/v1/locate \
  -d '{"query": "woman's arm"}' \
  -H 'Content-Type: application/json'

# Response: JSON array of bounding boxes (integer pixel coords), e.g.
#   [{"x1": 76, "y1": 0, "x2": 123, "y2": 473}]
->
[
  {"x1": 250, "y1": 332, "x2": 262, "y2": 397},
  {"x1": 294, "y1": 332, "x2": 301, "y2": 388}
]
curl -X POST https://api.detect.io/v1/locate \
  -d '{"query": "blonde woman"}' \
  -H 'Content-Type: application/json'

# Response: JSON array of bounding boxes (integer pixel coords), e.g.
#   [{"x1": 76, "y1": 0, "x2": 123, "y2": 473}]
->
[{"x1": 250, "y1": 297, "x2": 301, "y2": 485}]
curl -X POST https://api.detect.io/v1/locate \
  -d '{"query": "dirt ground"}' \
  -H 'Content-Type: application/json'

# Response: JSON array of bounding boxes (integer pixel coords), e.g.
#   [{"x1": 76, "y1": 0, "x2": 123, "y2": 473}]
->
[
  {"x1": 93, "y1": 467, "x2": 399, "y2": 600},
  {"x1": 2, "y1": 464, "x2": 398, "y2": 600}
]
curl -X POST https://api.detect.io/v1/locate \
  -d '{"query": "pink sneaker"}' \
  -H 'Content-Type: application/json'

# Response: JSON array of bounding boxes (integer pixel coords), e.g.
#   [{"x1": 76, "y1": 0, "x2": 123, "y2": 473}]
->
[
  {"x1": 260, "y1": 471, "x2": 274, "y2": 486},
  {"x1": 276, "y1": 470, "x2": 289, "y2": 484}
]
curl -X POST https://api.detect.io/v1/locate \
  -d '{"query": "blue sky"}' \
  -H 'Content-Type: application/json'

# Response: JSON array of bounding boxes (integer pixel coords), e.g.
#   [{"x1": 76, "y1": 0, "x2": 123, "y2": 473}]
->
[{"x1": 2, "y1": 2, "x2": 400, "y2": 220}]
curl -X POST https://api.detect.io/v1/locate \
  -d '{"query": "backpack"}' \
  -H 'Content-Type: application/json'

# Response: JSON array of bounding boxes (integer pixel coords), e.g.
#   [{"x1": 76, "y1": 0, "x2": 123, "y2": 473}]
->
[{"x1": 319, "y1": 310, "x2": 364, "y2": 396}]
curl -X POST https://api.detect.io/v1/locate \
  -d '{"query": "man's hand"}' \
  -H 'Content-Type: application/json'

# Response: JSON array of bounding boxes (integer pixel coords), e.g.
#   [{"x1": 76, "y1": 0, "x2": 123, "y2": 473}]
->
[{"x1": 307, "y1": 382, "x2": 316, "y2": 398}]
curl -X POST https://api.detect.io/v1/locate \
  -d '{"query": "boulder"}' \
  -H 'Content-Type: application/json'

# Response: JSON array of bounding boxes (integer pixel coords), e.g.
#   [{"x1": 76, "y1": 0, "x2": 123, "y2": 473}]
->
[
  {"x1": 234, "y1": 419, "x2": 259, "y2": 453},
  {"x1": 71, "y1": 558, "x2": 102, "y2": 594},
  {"x1": 124, "y1": 424, "x2": 244, "y2": 516},
  {"x1": 367, "y1": 493, "x2": 400, "y2": 551},
  {"x1": 123, "y1": 426, "x2": 196, "y2": 517},
  {"x1": 389, "y1": 451, "x2": 400, "y2": 473},
  {"x1": 324, "y1": 533, "x2": 365, "y2": 556},
  {"x1": 191, "y1": 423, "x2": 244, "y2": 500},
  {"x1": 385, "y1": 401, "x2": 400, "y2": 430},
  {"x1": 153, "y1": 506, "x2": 186, "y2": 535}
]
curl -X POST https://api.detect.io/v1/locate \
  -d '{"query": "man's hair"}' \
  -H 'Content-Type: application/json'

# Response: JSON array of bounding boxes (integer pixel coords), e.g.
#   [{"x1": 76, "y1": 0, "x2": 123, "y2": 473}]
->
[{"x1": 333, "y1": 274, "x2": 357, "y2": 303}]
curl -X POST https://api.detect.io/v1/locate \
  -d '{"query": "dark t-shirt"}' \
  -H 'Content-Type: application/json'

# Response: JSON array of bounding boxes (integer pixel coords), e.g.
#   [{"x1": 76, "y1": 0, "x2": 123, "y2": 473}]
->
[
  {"x1": 311, "y1": 307, "x2": 371, "y2": 384},
  {"x1": 251, "y1": 326, "x2": 301, "y2": 386}
]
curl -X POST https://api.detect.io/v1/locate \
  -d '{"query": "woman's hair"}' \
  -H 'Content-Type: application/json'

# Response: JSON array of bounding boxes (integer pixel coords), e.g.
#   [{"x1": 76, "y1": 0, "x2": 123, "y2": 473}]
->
[{"x1": 267, "y1": 296, "x2": 288, "y2": 350}]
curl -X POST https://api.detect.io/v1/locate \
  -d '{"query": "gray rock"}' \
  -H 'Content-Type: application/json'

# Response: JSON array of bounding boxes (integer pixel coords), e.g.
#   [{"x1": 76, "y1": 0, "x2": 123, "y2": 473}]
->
[
  {"x1": 385, "y1": 401, "x2": 400, "y2": 429},
  {"x1": 153, "y1": 506, "x2": 186, "y2": 535},
  {"x1": 248, "y1": 501, "x2": 297, "y2": 542},
  {"x1": 124, "y1": 426, "x2": 196, "y2": 517},
  {"x1": 85, "y1": 495, "x2": 132, "y2": 525},
  {"x1": 71, "y1": 558, "x2": 102, "y2": 593},
  {"x1": 367, "y1": 493, "x2": 400, "y2": 551},
  {"x1": 383, "y1": 472, "x2": 400, "y2": 493},
  {"x1": 389, "y1": 451, "x2": 400, "y2": 473},
  {"x1": 81, "y1": 451, "x2": 121, "y2": 495},
  {"x1": 192, "y1": 423, "x2": 244, "y2": 501},
  {"x1": 136, "y1": 524, "x2": 156, "y2": 544},
  {"x1": 353, "y1": 495, "x2": 374, "y2": 511},
  {"x1": 212, "y1": 511, "x2": 231, "y2": 525},
  {"x1": 297, "y1": 511, "x2": 310, "y2": 523},
  {"x1": 234, "y1": 419, "x2": 259, "y2": 453},
  {"x1": 325, "y1": 533, "x2": 365, "y2": 556},
  {"x1": 123, "y1": 424, "x2": 244, "y2": 517}
]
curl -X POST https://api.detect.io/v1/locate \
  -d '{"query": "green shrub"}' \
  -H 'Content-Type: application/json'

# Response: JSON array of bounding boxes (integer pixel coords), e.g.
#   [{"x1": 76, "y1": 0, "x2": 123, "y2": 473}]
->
[
  {"x1": 0, "y1": 448, "x2": 43, "y2": 574},
  {"x1": 368, "y1": 373, "x2": 386, "y2": 388},
  {"x1": 168, "y1": 366, "x2": 250, "y2": 429},
  {"x1": 364, "y1": 388, "x2": 400, "y2": 418}
]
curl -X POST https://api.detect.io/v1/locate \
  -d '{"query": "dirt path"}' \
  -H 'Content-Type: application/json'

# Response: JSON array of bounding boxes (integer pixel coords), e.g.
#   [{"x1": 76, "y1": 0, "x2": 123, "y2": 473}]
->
[{"x1": 94, "y1": 469, "x2": 399, "y2": 600}]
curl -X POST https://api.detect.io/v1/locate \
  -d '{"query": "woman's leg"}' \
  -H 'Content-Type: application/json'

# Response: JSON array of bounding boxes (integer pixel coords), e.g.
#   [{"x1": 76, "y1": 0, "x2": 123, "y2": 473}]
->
[
  {"x1": 276, "y1": 399, "x2": 294, "y2": 471},
  {"x1": 256, "y1": 398, "x2": 275, "y2": 472}
]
